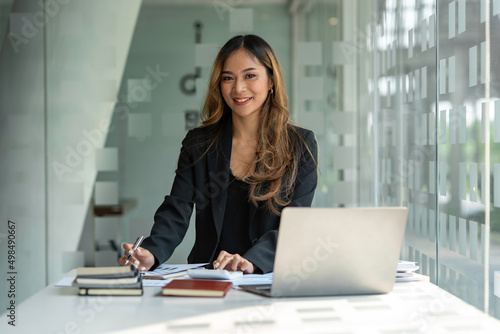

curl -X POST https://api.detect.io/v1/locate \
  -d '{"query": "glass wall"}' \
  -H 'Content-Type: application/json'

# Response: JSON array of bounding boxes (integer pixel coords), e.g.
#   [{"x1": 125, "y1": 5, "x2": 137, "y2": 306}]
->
[
  {"x1": 433, "y1": 0, "x2": 490, "y2": 312},
  {"x1": 294, "y1": 0, "x2": 500, "y2": 320},
  {"x1": 352, "y1": 0, "x2": 499, "y2": 318},
  {"x1": 290, "y1": 1, "x2": 349, "y2": 208}
]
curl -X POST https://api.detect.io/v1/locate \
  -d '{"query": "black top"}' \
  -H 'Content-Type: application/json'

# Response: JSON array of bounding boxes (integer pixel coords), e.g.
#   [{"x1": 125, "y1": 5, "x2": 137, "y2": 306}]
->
[
  {"x1": 141, "y1": 116, "x2": 318, "y2": 274},
  {"x1": 215, "y1": 172, "x2": 252, "y2": 256}
]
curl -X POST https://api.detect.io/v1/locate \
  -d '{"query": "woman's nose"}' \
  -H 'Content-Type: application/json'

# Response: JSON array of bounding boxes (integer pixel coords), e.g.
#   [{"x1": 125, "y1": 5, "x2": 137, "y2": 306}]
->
[{"x1": 234, "y1": 78, "x2": 246, "y2": 93}]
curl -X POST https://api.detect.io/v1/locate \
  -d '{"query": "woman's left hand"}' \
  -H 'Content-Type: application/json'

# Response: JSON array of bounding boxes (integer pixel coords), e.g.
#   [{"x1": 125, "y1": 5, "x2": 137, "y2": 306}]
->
[{"x1": 213, "y1": 250, "x2": 255, "y2": 274}]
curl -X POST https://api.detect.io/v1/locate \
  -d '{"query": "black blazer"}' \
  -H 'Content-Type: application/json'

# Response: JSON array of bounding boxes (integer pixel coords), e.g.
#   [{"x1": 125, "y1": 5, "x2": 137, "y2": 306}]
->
[{"x1": 141, "y1": 116, "x2": 318, "y2": 273}]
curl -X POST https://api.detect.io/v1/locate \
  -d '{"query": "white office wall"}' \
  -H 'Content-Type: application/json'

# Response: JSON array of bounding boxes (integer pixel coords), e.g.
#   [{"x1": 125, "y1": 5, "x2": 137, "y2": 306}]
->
[
  {"x1": 45, "y1": 0, "x2": 142, "y2": 283},
  {"x1": 0, "y1": 0, "x2": 46, "y2": 309},
  {"x1": 0, "y1": 0, "x2": 14, "y2": 55}
]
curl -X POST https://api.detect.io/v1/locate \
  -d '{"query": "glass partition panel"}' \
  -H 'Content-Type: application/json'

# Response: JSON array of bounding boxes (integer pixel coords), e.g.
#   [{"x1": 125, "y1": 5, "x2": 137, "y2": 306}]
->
[
  {"x1": 436, "y1": 0, "x2": 488, "y2": 312},
  {"x1": 295, "y1": 0, "x2": 356, "y2": 207},
  {"x1": 489, "y1": 0, "x2": 500, "y2": 318},
  {"x1": 352, "y1": 0, "x2": 440, "y2": 283},
  {"x1": 350, "y1": 0, "x2": 500, "y2": 319},
  {"x1": 381, "y1": 0, "x2": 439, "y2": 284}
]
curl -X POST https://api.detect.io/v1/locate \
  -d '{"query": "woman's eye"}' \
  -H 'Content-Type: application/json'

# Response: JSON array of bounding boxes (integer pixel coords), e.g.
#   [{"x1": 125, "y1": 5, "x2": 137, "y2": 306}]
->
[
  {"x1": 222, "y1": 76, "x2": 233, "y2": 81},
  {"x1": 246, "y1": 74, "x2": 256, "y2": 79}
]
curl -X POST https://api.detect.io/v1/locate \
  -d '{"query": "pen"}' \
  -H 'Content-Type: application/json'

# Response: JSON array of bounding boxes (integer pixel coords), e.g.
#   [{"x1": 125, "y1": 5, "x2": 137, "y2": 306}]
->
[{"x1": 124, "y1": 236, "x2": 144, "y2": 265}]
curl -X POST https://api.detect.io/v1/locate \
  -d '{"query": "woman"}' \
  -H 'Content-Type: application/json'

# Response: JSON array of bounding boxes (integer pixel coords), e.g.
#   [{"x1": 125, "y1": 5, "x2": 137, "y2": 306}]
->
[{"x1": 119, "y1": 34, "x2": 318, "y2": 274}]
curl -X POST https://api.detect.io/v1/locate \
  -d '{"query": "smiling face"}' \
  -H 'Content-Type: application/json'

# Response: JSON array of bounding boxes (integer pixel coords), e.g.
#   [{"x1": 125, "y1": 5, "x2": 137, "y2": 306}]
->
[{"x1": 220, "y1": 49, "x2": 273, "y2": 121}]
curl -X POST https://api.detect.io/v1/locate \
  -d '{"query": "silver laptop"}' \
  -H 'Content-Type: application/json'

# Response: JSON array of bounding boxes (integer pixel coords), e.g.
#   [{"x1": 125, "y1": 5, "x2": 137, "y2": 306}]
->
[{"x1": 241, "y1": 207, "x2": 408, "y2": 297}]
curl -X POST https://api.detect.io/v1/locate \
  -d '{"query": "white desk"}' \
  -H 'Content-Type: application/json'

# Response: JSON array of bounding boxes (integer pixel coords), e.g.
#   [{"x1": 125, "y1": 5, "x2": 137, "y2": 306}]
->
[{"x1": 2, "y1": 271, "x2": 500, "y2": 333}]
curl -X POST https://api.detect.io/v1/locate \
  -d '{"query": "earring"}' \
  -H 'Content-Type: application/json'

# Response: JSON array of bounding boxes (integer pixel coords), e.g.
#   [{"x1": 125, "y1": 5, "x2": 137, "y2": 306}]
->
[{"x1": 269, "y1": 88, "x2": 274, "y2": 94}]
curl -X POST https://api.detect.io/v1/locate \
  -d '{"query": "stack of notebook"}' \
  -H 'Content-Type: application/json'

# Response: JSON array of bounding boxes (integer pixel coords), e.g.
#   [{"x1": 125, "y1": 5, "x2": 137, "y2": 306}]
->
[
  {"x1": 75, "y1": 266, "x2": 143, "y2": 296},
  {"x1": 396, "y1": 260, "x2": 429, "y2": 282}
]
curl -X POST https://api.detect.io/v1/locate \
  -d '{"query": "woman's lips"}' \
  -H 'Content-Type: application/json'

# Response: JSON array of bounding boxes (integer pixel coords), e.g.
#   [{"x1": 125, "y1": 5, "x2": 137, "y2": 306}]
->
[{"x1": 233, "y1": 97, "x2": 253, "y2": 105}]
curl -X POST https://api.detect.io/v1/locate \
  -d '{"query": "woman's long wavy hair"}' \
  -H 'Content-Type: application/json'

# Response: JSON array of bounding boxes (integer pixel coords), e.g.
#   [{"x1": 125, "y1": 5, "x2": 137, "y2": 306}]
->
[{"x1": 200, "y1": 35, "x2": 310, "y2": 215}]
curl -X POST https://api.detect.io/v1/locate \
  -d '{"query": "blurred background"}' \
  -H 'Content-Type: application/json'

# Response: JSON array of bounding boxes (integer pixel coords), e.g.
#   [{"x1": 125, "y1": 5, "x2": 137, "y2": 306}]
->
[{"x1": 1, "y1": 0, "x2": 500, "y2": 320}]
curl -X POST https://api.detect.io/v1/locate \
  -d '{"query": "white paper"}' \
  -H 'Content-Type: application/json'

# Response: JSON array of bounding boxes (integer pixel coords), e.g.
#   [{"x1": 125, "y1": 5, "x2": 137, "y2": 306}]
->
[
  {"x1": 187, "y1": 269, "x2": 243, "y2": 280},
  {"x1": 54, "y1": 276, "x2": 77, "y2": 287},
  {"x1": 143, "y1": 278, "x2": 173, "y2": 287},
  {"x1": 143, "y1": 263, "x2": 209, "y2": 278},
  {"x1": 232, "y1": 273, "x2": 274, "y2": 287}
]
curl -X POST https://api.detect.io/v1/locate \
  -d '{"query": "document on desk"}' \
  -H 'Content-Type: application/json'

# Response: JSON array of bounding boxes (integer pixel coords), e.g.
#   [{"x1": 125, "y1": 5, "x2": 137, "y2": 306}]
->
[
  {"x1": 54, "y1": 266, "x2": 273, "y2": 288},
  {"x1": 143, "y1": 273, "x2": 274, "y2": 288},
  {"x1": 231, "y1": 273, "x2": 273, "y2": 288},
  {"x1": 142, "y1": 278, "x2": 175, "y2": 287},
  {"x1": 142, "y1": 263, "x2": 209, "y2": 279},
  {"x1": 55, "y1": 276, "x2": 78, "y2": 287},
  {"x1": 395, "y1": 260, "x2": 428, "y2": 282}
]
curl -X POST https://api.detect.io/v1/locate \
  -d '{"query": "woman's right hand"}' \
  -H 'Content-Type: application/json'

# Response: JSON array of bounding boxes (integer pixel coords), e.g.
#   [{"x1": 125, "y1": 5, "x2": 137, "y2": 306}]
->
[{"x1": 118, "y1": 243, "x2": 155, "y2": 271}]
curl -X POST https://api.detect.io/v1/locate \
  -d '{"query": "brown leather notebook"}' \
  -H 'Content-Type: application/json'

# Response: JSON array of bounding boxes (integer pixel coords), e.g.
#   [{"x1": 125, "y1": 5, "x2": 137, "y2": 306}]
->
[{"x1": 162, "y1": 279, "x2": 232, "y2": 297}]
